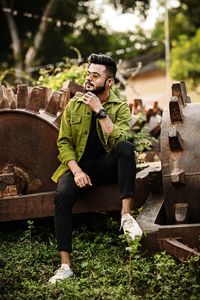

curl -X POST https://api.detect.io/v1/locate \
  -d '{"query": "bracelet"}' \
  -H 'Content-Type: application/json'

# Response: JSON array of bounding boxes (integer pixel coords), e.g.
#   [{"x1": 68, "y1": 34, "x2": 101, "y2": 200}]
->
[{"x1": 72, "y1": 170, "x2": 83, "y2": 176}]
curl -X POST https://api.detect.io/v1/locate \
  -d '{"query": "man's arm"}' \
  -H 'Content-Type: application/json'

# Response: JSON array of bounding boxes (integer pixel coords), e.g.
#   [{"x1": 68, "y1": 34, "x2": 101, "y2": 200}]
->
[
  {"x1": 57, "y1": 103, "x2": 77, "y2": 164},
  {"x1": 83, "y1": 91, "x2": 130, "y2": 148},
  {"x1": 102, "y1": 102, "x2": 130, "y2": 148},
  {"x1": 57, "y1": 102, "x2": 92, "y2": 188}
]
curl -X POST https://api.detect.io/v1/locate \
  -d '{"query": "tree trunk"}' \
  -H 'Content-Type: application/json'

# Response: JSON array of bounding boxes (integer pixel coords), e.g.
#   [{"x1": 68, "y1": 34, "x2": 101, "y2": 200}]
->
[
  {"x1": 1, "y1": 0, "x2": 23, "y2": 72},
  {"x1": 24, "y1": 0, "x2": 56, "y2": 72}
]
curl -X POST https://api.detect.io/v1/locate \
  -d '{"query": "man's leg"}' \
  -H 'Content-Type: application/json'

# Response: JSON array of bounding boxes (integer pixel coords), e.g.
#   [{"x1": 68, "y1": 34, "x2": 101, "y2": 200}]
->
[
  {"x1": 49, "y1": 171, "x2": 84, "y2": 283},
  {"x1": 89, "y1": 141, "x2": 142, "y2": 241},
  {"x1": 107, "y1": 141, "x2": 142, "y2": 240},
  {"x1": 121, "y1": 197, "x2": 133, "y2": 215},
  {"x1": 89, "y1": 141, "x2": 136, "y2": 198}
]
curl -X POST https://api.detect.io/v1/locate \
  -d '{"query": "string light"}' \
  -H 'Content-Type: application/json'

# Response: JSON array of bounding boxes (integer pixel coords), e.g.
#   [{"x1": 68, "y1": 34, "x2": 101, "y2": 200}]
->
[
  {"x1": 2, "y1": 7, "x2": 73, "y2": 28},
  {"x1": 2, "y1": 7, "x2": 160, "y2": 72}
]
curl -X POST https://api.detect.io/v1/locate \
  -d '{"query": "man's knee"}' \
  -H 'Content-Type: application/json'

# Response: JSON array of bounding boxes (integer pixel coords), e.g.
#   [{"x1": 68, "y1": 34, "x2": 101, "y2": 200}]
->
[
  {"x1": 54, "y1": 173, "x2": 76, "y2": 207},
  {"x1": 114, "y1": 140, "x2": 135, "y2": 157}
]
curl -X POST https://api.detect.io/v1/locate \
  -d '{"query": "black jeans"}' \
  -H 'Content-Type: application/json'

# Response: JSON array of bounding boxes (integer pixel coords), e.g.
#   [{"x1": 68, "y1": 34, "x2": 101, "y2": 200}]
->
[{"x1": 54, "y1": 141, "x2": 136, "y2": 252}]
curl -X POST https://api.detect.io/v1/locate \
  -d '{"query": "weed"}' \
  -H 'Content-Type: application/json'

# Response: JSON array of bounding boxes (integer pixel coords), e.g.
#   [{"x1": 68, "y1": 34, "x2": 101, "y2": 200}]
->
[{"x1": 0, "y1": 214, "x2": 200, "y2": 299}]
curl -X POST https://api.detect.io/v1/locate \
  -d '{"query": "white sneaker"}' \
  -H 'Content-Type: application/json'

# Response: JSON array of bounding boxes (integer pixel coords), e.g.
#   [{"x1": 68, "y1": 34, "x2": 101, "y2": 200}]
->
[
  {"x1": 121, "y1": 213, "x2": 143, "y2": 242},
  {"x1": 48, "y1": 266, "x2": 73, "y2": 284}
]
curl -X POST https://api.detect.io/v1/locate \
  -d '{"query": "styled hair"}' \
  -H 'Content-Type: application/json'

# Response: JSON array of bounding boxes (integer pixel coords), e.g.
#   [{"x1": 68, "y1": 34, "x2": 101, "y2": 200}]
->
[{"x1": 87, "y1": 53, "x2": 117, "y2": 78}]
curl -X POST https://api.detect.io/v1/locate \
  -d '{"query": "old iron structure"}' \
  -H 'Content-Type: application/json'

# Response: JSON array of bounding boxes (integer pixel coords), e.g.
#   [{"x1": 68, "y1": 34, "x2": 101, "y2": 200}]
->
[
  {"x1": 0, "y1": 81, "x2": 200, "y2": 262},
  {"x1": 0, "y1": 84, "x2": 158, "y2": 222},
  {"x1": 137, "y1": 81, "x2": 200, "y2": 261}
]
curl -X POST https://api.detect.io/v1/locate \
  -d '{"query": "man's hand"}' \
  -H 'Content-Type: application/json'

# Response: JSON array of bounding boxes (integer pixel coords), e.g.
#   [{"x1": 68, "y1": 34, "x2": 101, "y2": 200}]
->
[
  {"x1": 74, "y1": 171, "x2": 92, "y2": 188},
  {"x1": 82, "y1": 92, "x2": 103, "y2": 113}
]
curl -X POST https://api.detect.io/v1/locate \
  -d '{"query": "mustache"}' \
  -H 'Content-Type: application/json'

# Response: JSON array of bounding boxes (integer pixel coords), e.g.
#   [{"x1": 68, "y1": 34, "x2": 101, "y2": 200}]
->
[{"x1": 85, "y1": 80, "x2": 94, "y2": 87}]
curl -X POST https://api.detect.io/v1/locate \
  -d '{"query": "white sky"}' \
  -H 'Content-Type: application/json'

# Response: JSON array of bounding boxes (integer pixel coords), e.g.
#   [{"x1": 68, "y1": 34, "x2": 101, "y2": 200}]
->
[{"x1": 94, "y1": 0, "x2": 179, "y2": 32}]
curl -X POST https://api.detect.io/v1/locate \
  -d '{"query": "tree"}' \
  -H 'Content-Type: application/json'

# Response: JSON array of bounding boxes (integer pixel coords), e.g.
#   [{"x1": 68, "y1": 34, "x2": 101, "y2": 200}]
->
[
  {"x1": 0, "y1": 0, "x2": 150, "y2": 78},
  {"x1": 170, "y1": 29, "x2": 200, "y2": 89},
  {"x1": 1, "y1": 0, "x2": 56, "y2": 72},
  {"x1": 145, "y1": 0, "x2": 200, "y2": 90},
  {"x1": 167, "y1": 1, "x2": 200, "y2": 88}
]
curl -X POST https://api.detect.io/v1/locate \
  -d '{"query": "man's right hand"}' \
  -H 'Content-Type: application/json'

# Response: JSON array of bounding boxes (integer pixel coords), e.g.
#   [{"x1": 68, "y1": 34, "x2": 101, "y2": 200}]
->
[{"x1": 74, "y1": 171, "x2": 92, "y2": 188}]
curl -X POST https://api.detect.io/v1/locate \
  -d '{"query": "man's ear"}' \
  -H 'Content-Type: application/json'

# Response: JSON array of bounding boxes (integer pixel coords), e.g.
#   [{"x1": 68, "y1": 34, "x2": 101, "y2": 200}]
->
[{"x1": 107, "y1": 78, "x2": 114, "y2": 87}]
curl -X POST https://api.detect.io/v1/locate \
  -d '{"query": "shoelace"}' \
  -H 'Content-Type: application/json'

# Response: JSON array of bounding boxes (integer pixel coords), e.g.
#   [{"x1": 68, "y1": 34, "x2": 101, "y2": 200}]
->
[
  {"x1": 55, "y1": 268, "x2": 68, "y2": 276},
  {"x1": 120, "y1": 218, "x2": 131, "y2": 231},
  {"x1": 120, "y1": 218, "x2": 134, "y2": 232}
]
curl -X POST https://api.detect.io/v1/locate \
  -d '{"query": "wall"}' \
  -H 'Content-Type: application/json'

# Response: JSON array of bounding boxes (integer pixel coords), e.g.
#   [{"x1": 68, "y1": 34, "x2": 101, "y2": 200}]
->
[{"x1": 124, "y1": 69, "x2": 200, "y2": 109}]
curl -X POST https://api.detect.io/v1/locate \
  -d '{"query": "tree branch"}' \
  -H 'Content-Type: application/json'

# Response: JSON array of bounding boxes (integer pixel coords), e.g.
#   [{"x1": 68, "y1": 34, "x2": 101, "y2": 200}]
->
[
  {"x1": 24, "y1": 0, "x2": 56, "y2": 70},
  {"x1": 1, "y1": 0, "x2": 23, "y2": 70}
]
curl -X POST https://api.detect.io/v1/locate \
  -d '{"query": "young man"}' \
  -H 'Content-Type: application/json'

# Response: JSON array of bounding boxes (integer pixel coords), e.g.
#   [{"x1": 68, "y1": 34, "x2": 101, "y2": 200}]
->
[{"x1": 49, "y1": 53, "x2": 142, "y2": 283}]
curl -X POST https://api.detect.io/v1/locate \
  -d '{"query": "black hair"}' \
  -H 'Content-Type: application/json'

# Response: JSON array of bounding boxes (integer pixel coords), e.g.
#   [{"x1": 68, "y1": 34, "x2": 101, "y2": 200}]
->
[{"x1": 87, "y1": 53, "x2": 117, "y2": 78}]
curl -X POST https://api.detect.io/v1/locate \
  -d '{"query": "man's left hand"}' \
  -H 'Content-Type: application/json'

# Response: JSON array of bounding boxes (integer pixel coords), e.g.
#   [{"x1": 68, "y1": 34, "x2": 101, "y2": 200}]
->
[{"x1": 82, "y1": 92, "x2": 103, "y2": 113}]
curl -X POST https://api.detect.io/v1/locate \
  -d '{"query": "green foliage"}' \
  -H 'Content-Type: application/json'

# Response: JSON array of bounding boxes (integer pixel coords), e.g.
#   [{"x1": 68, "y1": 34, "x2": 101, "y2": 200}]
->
[
  {"x1": 37, "y1": 62, "x2": 87, "y2": 90},
  {"x1": 0, "y1": 0, "x2": 151, "y2": 71},
  {"x1": 0, "y1": 215, "x2": 200, "y2": 299},
  {"x1": 107, "y1": 0, "x2": 150, "y2": 15},
  {"x1": 0, "y1": 67, "x2": 33, "y2": 87},
  {"x1": 170, "y1": 29, "x2": 200, "y2": 89},
  {"x1": 178, "y1": 0, "x2": 200, "y2": 29},
  {"x1": 130, "y1": 128, "x2": 155, "y2": 153},
  {"x1": 128, "y1": 112, "x2": 156, "y2": 153}
]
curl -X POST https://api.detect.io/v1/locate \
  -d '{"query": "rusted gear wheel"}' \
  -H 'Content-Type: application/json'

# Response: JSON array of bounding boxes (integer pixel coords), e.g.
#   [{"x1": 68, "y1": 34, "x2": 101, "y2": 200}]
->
[
  {"x1": 161, "y1": 81, "x2": 200, "y2": 224},
  {"x1": 0, "y1": 84, "x2": 70, "y2": 196}
]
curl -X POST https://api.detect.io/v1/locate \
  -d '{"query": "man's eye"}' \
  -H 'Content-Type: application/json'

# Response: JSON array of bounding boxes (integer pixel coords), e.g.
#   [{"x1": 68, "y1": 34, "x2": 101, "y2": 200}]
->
[{"x1": 92, "y1": 74, "x2": 99, "y2": 79}]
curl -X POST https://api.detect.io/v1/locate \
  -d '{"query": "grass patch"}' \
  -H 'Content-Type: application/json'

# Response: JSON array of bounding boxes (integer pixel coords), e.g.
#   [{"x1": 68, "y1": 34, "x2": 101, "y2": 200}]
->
[{"x1": 0, "y1": 213, "x2": 200, "y2": 299}]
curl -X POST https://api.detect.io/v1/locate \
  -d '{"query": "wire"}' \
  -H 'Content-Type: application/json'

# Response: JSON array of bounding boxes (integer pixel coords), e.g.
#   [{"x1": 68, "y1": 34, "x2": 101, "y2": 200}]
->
[{"x1": 2, "y1": 7, "x2": 73, "y2": 28}]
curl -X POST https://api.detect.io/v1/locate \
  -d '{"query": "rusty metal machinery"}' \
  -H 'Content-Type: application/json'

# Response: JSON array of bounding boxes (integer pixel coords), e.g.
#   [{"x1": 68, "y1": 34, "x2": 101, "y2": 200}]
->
[
  {"x1": 0, "y1": 84, "x2": 70, "y2": 220},
  {"x1": 161, "y1": 82, "x2": 199, "y2": 225},
  {"x1": 0, "y1": 84, "x2": 159, "y2": 222},
  {"x1": 1, "y1": 80, "x2": 200, "y2": 262},
  {"x1": 137, "y1": 81, "x2": 200, "y2": 261}
]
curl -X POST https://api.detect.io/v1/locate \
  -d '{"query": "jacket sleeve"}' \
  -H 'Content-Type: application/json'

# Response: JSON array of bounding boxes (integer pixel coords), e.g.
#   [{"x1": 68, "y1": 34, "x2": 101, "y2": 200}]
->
[
  {"x1": 103, "y1": 102, "x2": 131, "y2": 149},
  {"x1": 57, "y1": 102, "x2": 77, "y2": 164}
]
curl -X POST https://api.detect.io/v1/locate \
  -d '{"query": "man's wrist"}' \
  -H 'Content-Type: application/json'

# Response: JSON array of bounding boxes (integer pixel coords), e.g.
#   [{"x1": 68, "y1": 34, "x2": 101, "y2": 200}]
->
[
  {"x1": 95, "y1": 108, "x2": 107, "y2": 119},
  {"x1": 72, "y1": 169, "x2": 83, "y2": 176}
]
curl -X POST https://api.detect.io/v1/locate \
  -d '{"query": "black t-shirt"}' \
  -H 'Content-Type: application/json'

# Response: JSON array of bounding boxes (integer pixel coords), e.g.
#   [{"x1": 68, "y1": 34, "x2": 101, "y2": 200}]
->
[{"x1": 81, "y1": 112, "x2": 106, "y2": 160}]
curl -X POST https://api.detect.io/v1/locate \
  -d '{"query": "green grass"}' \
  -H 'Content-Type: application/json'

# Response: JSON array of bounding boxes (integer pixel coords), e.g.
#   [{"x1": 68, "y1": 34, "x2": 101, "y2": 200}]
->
[{"x1": 0, "y1": 214, "x2": 200, "y2": 300}]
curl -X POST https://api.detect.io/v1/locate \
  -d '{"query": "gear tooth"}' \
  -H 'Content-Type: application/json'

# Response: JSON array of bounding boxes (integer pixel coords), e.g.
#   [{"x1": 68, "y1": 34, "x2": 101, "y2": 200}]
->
[
  {"x1": 17, "y1": 84, "x2": 28, "y2": 108},
  {"x1": 172, "y1": 81, "x2": 189, "y2": 106},
  {"x1": 168, "y1": 128, "x2": 184, "y2": 151},
  {"x1": 45, "y1": 91, "x2": 63, "y2": 116},
  {"x1": 26, "y1": 87, "x2": 42, "y2": 113},
  {"x1": 0, "y1": 85, "x2": 9, "y2": 109},
  {"x1": 4, "y1": 88, "x2": 16, "y2": 109},
  {"x1": 169, "y1": 96, "x2": 184, "y2": 123},
  {"x1": 172, "y1": 82, "x2": 184, "y2": 106},
  {"x1": 54, "y1": 111, "x2": 63, "y2": 126},
  {"x1": 0, "y1": 85, "x2": 4, "y2": 102},
  {"x1": 38, "y1": 86, "x2": 50, "y2": 109},
  {"x1": 174, "y1": 203, "x2": 188, "y2": 224},
  {"x1": 171, "y1": 170, "x2": 186, "y2": 185},
  {"x1": 60, "y1": 88, "x2": 70, "y2": 110},
  {"x1": 0, "y1": 97, "x2": 9, "y2": 109},
  {"x1": 45, "y1": 88, "x2": 53, "y2": 107}
]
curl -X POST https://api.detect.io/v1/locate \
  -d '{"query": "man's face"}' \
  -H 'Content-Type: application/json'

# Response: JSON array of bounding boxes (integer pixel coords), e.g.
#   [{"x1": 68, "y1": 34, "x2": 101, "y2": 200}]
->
[{"x1": 84, "y1": 64, "x2": 109, "y2": 94}]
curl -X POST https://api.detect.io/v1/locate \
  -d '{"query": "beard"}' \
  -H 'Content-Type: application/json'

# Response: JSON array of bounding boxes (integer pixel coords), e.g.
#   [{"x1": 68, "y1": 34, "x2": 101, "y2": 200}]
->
[{"x1": 84, "y1": 79, "x2": 106, "y2": 95}]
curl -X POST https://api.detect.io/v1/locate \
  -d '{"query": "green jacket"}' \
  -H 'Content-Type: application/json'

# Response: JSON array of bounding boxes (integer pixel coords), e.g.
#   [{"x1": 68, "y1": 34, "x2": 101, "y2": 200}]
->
[{"x1": 51, "y1": 90, "x2": 131, "y2": 183}]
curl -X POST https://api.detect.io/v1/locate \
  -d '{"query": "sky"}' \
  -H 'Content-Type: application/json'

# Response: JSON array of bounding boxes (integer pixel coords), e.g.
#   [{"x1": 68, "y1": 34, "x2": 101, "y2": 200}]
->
[{"x1": 94, "y1": 0, "x2": 179, "y2": 32}]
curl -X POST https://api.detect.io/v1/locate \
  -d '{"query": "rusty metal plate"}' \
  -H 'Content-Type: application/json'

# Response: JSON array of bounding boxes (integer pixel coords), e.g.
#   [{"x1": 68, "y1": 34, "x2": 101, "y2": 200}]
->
[{"x1": 0, "y1": 110, "x2": 59, "y2": 194}]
